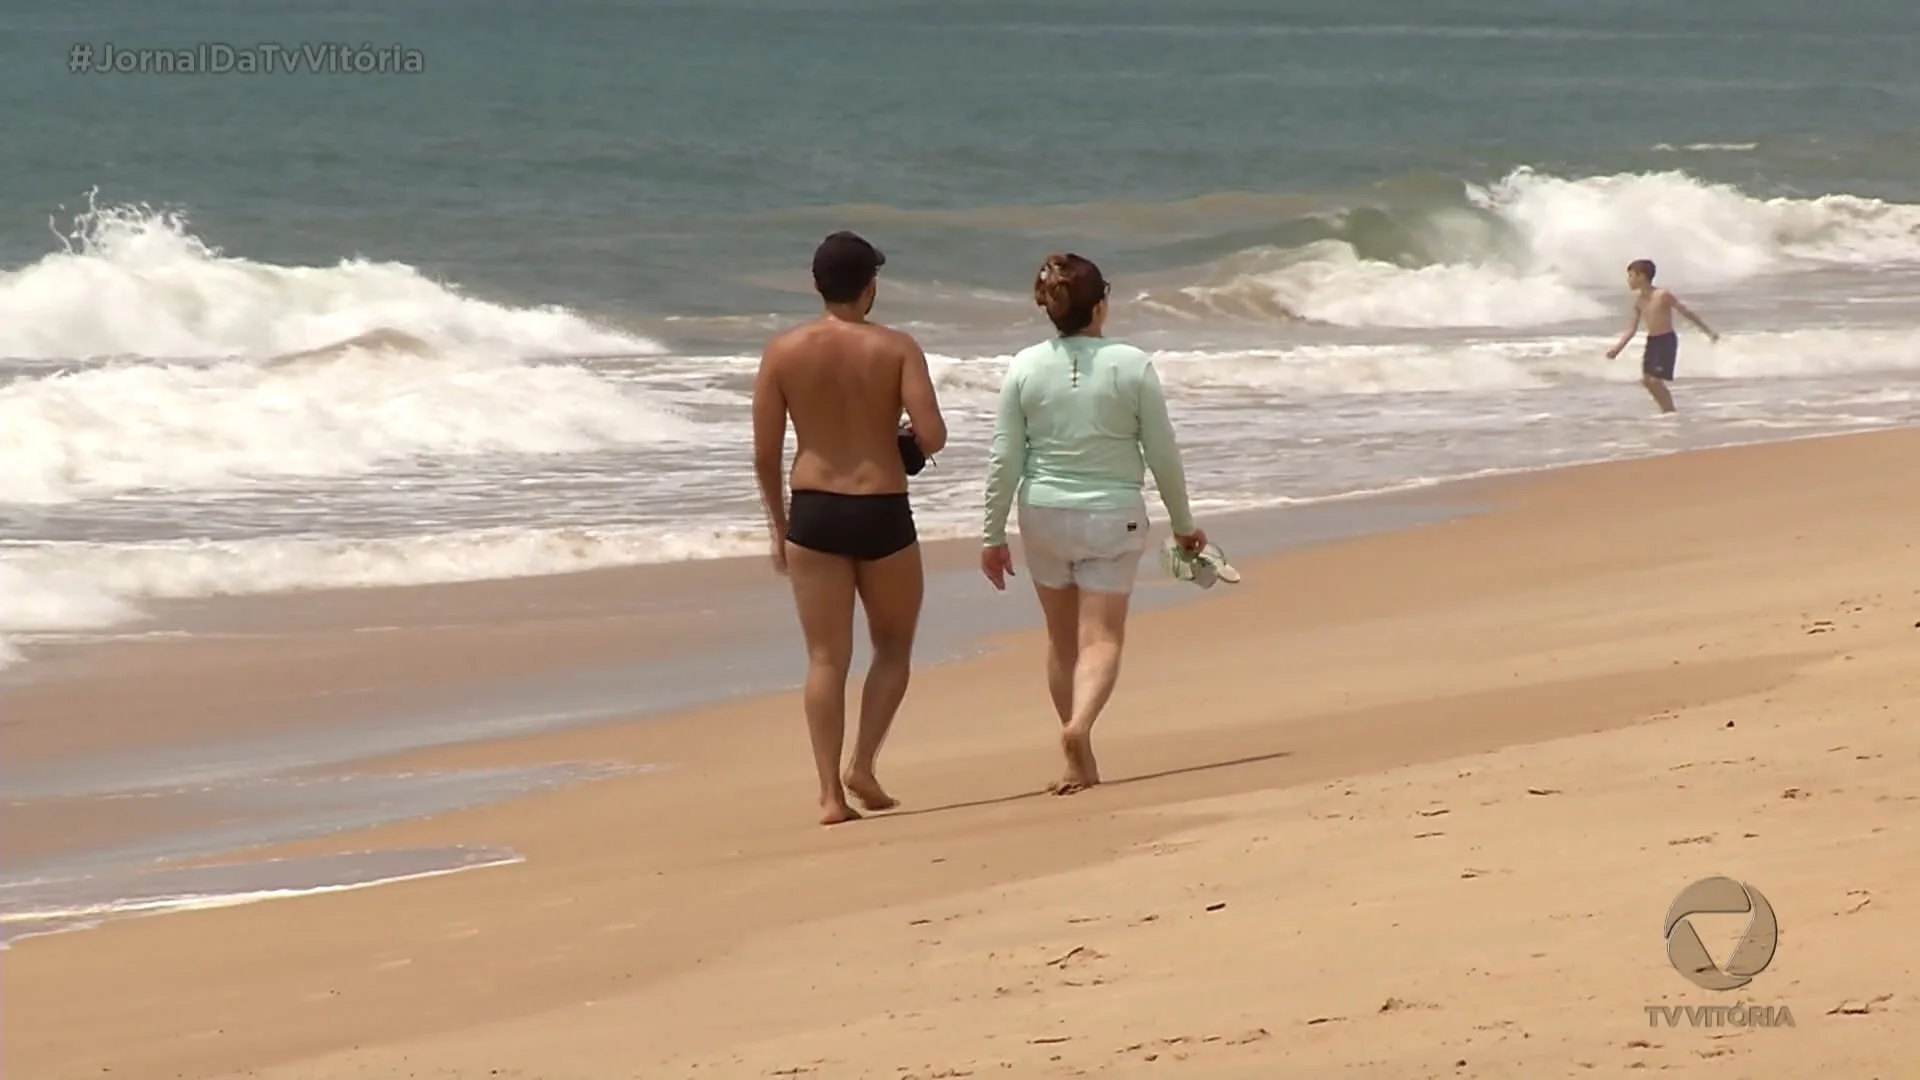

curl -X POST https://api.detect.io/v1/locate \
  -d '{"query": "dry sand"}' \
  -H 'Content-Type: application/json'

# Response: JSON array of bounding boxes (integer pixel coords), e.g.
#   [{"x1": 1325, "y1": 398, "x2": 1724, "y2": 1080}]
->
[{"x1": 5, "y1": 428, "x2": 1917, "y2": 1079}]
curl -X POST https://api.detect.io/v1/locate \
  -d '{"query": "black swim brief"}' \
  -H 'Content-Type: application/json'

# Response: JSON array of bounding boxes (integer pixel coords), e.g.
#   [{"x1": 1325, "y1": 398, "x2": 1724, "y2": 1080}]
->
[
  {"x1": 786, "y1": 490, "x2": 917, "y2": 561},
  {"x1": 1642, "y1": 332, "x2": 1678, "y2": 381}
]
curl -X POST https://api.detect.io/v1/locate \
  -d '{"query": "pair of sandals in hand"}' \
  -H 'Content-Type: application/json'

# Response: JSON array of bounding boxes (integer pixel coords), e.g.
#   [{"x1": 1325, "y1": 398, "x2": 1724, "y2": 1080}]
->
[{"x1": 1160, "y1": 538, "x2": 1242, "y2": 589}]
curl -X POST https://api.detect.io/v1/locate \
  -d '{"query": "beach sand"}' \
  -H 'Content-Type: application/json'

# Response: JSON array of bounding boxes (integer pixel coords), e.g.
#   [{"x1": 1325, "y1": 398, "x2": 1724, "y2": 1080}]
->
[{"x1": 5, "y1": 428, "x2": 1917, "y2": 1079}]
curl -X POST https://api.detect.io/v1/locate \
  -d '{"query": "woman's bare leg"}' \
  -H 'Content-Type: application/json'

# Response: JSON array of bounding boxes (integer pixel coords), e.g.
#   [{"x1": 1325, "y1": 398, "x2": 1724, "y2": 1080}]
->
[
  {"x1": 1032, "y1": 582, "x2": 1082, "y2": 789},
  {"x1": 1057, "y1": 589, "x2": 1131, "y2": 793}
]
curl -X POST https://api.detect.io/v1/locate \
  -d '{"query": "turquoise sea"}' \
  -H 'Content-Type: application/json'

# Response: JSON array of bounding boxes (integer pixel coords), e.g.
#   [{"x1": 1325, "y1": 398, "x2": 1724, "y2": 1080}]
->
[{"x1": 4, "y1": 0, "x2": 1919, "y2": 664}]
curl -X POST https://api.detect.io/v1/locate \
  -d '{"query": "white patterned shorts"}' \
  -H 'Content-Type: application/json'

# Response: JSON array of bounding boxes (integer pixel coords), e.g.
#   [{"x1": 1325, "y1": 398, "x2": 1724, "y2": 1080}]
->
[{"x1": 1016, "y1": 501, "x2": 1150, "y2": 594}]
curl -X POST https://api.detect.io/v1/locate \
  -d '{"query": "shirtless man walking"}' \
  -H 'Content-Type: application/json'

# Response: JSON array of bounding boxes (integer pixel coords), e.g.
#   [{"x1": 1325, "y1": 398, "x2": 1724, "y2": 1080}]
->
[
  {"x1": 752, "y1": 231, "x2": 948, "y2": 825},
  {"x1": 1605, "y1": 258, "x2": 1720, "y2": 414}
]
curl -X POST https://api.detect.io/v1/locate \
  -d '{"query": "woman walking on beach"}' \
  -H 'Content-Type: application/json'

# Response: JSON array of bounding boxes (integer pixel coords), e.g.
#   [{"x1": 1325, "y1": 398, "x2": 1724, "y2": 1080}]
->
[{"x1": 980, "y1": 253, "x2": 1206, "y2": 794}]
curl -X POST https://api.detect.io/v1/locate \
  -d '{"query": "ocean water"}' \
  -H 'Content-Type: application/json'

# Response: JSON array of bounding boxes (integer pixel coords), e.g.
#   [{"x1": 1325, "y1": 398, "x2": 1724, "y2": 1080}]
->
[{"x1": 5, "y1": 0, "x2": 1920, "y2": 667}]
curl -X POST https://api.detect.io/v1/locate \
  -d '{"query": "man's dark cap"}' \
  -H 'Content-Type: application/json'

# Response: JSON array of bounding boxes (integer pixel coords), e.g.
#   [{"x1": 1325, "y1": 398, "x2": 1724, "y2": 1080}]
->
[{"x1": 812, "y1": 230, "x2": 886, "y2": 287}]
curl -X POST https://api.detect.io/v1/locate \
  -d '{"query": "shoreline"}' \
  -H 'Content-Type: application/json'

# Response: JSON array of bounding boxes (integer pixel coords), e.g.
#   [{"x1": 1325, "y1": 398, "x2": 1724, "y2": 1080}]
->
[
  {"x1": 3, "y1": 426, "x2": 1916, "y2": 1076},
  {"x1": 2, "y1": 477, "x2": 1480, "y2": 764},
  {"x1": 7, "y1": 409, "x2": 1916, "y2": 681}
]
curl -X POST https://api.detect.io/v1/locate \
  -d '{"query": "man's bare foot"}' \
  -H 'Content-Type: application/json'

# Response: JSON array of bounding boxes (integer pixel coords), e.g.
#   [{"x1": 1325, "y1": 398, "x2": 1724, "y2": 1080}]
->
[
  {"x1": 842, "y1": 769, "x2": 898, "y2": 812},
  {"x1": 820, "y1": 801, "x2": 863, "y2": 826}
]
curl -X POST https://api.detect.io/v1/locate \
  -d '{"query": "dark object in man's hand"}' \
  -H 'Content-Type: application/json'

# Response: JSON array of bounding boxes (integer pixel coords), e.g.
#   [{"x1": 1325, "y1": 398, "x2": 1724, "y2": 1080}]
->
[{"x1": 898, "y1": 424, "x2": 929, "y2": 476}]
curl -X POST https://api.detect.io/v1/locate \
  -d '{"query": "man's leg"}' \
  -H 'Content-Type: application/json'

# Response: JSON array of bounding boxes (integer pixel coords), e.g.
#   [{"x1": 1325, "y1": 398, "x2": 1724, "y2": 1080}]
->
[
  {"x1": 1031, "y1": 581, "x2": 1082, "y2": 789},
  {"x1": 1642, "y1": 374, "x2": 1676, "y2": 414},
  {"x1": 785, "y1": 542, "x2": 860, "y2": 824},
  {"x1": 1642, "y1": 340, "x2": 1678, "y2": 413},
  {"x1": 844, "y1": 542, "x2": 925, "y2": 811}
]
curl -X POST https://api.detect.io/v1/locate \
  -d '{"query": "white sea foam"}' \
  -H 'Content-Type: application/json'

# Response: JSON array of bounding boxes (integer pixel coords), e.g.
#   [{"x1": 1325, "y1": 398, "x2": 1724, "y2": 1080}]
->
[
  {"x1": 0, "y1": 562, "x2": 141, "y2": 669},
  {"x1": 0, "y1": 850, "x2": 525, "y2": 947},
  {"x1": 4, "y1": 527, "x2": 771, "y2": 601},
  {"x1": 1, "y1": 195, "x2": 658, "y2": 362},
  {"x1": 1469, "y1": 169, "x2": 1920, "y2": 285},
  {"x1": 1652, "y1": 142, "x2": 1761, "y2": 153},
  {"x1": 924, "y1": 327, "x2": 1920, "y2": 399},
  {"x1": 0, "y1": 522, "x2": 951, "y2": 659},
  {"x1": 1146, "y1": 169, "x2": 1920, "y2": 330},
  {"x1": 4, "y1": 494, "x2": 1339, "y2": 650},
  {"x1": 1, "y1": 346, "x2": 700, "y2": 505},
  {"x1": 0, "y1": 198, "x2": 700, "y2": 505}
]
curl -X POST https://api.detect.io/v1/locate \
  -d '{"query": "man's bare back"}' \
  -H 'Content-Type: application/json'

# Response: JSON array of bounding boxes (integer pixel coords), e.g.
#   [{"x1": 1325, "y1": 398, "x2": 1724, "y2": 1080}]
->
[{"x1": 761, "y1": 318, "x2": 940, "y2": 498}]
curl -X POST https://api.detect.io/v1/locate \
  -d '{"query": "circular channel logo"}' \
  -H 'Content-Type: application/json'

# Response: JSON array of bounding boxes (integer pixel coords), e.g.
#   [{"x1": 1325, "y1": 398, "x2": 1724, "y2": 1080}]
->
[{"x1": 1663, "y1": 876, "x2": 1778, "y2": 991}]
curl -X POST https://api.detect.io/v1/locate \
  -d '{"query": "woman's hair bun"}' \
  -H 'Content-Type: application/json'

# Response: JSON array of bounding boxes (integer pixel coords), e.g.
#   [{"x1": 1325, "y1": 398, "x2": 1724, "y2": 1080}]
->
[
  {"x1": 1031, "y1": 253, "x2": 1107, "y2": 335},
  {"x1": 1035, "y1": 254, "x2": 1075, "y2": 318}
]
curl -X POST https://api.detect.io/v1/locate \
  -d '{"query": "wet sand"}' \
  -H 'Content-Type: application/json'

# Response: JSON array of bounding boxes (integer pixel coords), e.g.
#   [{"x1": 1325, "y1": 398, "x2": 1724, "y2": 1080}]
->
[
  {"x1": 0, "y1": 489, "x2": 1461, "y2": 956},
  {"x1": 4, "y1": 427, "x2": 1917, "y2": 1079}
]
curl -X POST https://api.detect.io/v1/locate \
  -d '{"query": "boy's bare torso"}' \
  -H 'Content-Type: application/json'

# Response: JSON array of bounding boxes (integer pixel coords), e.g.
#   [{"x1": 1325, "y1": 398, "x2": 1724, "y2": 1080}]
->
[
  {"x1": 1634, "y1": 287, "x2": 1679, "y2": 336},
  {"x1": 764, "y1": 318, "x2": 913, "y2": 495}
]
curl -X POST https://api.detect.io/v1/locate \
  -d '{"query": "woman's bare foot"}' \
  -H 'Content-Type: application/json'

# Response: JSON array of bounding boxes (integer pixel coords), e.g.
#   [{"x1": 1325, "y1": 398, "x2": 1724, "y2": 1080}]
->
[
  {"x1": 820, "y1": 800, "x2": 863, "y2": 826},
  {"x1": 842, "y1": 769, "x2": 899, "y2": 812},
  {"x1": 1052, "y1": 726, "x2": 1101, "y2": 795}
]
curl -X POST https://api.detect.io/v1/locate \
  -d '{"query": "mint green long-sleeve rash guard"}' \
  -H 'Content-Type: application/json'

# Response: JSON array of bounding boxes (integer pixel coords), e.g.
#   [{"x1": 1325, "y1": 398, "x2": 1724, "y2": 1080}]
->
[{"x1": 981, "y1": 336, "x2": 1196, "y2": 547}]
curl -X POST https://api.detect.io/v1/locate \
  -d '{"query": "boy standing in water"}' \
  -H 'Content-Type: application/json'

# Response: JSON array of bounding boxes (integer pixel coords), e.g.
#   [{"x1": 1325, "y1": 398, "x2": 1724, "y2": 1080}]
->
[{"x1": 1605, "y1": 258, "x2": 1720, "y2": 414}]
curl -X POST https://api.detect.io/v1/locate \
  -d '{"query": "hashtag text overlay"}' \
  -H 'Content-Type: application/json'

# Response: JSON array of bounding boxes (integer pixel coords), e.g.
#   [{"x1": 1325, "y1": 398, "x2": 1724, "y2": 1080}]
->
[{"x1": 69, "y1": 43, "x2": 425, "y2": 76}]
